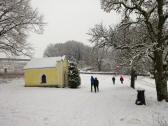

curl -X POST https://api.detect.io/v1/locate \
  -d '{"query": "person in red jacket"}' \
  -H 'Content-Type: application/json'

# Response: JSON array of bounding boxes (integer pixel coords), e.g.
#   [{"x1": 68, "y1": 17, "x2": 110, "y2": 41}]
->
[{"x1": 120, "y1": 76, "x2": 124, "y2": 84}]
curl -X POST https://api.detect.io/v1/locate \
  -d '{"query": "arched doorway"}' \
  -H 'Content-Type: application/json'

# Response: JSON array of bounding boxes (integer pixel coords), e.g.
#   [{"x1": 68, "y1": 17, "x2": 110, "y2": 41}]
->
[{"x1": 41, "y1": 74, "x2": 47, "y2": 83}]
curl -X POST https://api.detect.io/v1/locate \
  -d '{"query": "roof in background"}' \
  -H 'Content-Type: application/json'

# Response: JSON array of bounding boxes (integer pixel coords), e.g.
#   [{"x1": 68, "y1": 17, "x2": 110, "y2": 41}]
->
[
  {"x1": 24, "y1": 56, "x2": 65, "y2": 69},
  {"x1": 0, "y1": 58, "x2": 30, "y2": 61}
]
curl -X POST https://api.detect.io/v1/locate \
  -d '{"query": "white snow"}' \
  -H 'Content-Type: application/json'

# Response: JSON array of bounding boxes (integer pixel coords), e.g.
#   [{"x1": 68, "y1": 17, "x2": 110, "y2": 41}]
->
[
  {"x1": 0, "y1": 74, "x2": 168, "y2": 126},
  {"x1": 24, "y1": 56, "x2": 65, "y2": 69}
]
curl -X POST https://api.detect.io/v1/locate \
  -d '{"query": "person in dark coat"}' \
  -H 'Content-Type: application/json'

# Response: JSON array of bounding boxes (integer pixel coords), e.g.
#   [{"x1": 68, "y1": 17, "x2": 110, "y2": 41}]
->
[
  {"x1": 90, "y1": 76, "x2": 95, "y2": 92},
  {"x1": 112, "y1": 76, "x2": 115, "y2": 85},
  {"x1": 120, "y1": 76, "x2": 124, "y2": 84},
  {"x1": 94, "y1": 77, "x2": 99, "y2": 92}
]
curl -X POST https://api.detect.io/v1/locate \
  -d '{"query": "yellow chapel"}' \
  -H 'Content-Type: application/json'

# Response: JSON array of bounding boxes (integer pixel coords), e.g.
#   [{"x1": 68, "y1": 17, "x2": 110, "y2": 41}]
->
[{"x1": 24, "y1": 56, "x2": 69, "y2": 87}]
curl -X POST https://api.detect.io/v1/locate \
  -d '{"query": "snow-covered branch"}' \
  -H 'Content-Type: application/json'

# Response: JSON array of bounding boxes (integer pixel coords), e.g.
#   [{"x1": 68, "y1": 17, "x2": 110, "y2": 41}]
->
[{"x1": 0, "y1": 0, "x2": 44, "y2": 56}]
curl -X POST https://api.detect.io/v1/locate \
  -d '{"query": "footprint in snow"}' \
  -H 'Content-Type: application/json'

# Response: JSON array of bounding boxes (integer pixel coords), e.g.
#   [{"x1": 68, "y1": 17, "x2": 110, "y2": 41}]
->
[
  {"x1": 120, "y1": 118, "x2": 125, "y2": 121},
  {"x1": 127, "y1": 118, "x2": 141, "y2": 124},
  {"x1": 43, "y1": 117, "x2": 48, "y2": 121}
]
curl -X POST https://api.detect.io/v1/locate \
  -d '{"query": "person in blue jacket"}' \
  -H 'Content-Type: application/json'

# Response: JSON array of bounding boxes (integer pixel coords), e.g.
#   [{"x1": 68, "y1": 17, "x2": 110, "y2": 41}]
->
[{"x1": 90, "y1": 76, "x2": 95, "y2": 92}]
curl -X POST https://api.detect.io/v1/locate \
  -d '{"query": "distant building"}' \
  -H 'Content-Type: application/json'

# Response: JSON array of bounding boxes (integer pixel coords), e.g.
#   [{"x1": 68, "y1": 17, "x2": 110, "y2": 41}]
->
[
  {"x1": 0, "y1": 58, "x2": 30, "y2": 76},
  {"x1": 24, "y1": 56, "x2": 69, "y2": 87}
]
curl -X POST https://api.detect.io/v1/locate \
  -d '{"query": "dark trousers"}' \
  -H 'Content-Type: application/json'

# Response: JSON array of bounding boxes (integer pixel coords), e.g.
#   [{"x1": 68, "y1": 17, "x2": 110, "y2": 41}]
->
[
  {"x1": 112, "y1": 80, "x2": 115, "y2": 84},
  {"x1": 94, "y1": 84, "x2": 97, "y2": 92},
  {"x1": 91, "y1": 84, "x2": 94, "y2": 92},
  {"x1": 96, "y1": 84, "x2": 99, "y2": 92}
]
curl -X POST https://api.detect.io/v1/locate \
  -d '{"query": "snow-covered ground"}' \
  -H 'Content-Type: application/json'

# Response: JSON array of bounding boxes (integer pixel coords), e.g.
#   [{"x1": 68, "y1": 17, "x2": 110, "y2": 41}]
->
[{"x1": 0, "y1": 74, "x2": 167, "y2": 126}]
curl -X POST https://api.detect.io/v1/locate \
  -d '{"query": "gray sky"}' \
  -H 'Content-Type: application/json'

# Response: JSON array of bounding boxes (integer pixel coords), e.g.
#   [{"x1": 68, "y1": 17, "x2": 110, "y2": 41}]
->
[{"x1": 28, "y1": 0, "x2": 121, "y2": 58}]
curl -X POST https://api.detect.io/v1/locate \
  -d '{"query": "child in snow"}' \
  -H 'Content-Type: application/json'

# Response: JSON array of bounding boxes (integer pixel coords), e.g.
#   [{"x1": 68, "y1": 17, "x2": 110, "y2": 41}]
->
[{"x1": 120, "y1": 76, "x2": 124, "y2": 84}]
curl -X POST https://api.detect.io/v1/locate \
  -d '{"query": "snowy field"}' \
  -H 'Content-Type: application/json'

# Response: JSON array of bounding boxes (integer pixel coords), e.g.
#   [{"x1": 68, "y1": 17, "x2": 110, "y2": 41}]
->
[{"x1": 0, "y1": 74, "x2": 167, "y2": 126}]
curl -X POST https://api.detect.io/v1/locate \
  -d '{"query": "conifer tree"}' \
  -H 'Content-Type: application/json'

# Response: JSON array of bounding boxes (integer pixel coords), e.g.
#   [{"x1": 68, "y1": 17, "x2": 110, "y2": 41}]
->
[{"x1": 68, "y1": 62, "x2": 81, "y2": 88}]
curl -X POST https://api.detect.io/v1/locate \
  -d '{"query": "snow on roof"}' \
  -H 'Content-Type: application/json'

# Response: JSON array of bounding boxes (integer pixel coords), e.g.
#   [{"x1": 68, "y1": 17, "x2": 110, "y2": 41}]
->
[{"x1": 24, "y1": 56, "x2": 65, "y2": 69}]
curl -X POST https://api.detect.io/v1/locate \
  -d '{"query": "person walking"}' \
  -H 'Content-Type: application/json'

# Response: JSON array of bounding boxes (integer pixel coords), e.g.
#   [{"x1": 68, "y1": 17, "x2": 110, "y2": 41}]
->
[
  {"x1": 120, "y1": 76, "x2": 124, "y2": 84},
  {"x1": 90, "y1": 76, "x2": 95, "y2": 92},
  {"x1": 95, "y1": 78, "x2": 99, "y2": 92},
  {"x1": 94, "y1": 77, "x2": 99, "y2": 92},
  {"x1": 112, "y1": 76, "x2": 115, "y2": 85}
]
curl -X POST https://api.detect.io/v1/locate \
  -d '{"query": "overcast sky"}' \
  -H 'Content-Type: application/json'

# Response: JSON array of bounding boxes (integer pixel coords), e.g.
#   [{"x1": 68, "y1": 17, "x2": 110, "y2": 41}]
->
[{"x1": 28, "y1": 0, "x2": 121, "y2": 58}]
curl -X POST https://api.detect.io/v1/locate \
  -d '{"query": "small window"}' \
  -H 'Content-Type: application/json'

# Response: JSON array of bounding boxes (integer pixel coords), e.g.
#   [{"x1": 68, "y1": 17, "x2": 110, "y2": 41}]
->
[{"x1": 41, "y1": 74, "x2": 47, "y2": 83}]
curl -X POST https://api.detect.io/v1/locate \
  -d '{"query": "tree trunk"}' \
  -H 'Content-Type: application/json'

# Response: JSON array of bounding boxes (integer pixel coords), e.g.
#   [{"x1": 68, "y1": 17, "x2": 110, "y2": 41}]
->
[
  {"x1": 130, "y1": 68, "x2": 135, "y2": 89},
  {"x1": 97, "y1": 62, "x2": 102, "y2": 71},
  {"x1": 154, "y1": 51, "x2": 168, "y2": 101},
  {"x1": 97, "y1": 59, "x2": 102, "y2": 71}
]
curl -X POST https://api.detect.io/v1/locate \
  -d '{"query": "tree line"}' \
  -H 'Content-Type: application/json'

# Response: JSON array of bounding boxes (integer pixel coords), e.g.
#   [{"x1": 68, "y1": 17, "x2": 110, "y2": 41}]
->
[
  {"x1": 43, "y1": 40, "x2": 112, "y2": 71},
  {"x1": 44, "y1": 40, "x2": 145, "y2": 73}
]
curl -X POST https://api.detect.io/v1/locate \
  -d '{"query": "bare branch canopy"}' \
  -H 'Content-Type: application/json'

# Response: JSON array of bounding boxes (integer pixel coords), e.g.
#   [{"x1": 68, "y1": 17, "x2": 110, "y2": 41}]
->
[{"x1": 0, "y1": 0, "x2": 44, "y2": 56}]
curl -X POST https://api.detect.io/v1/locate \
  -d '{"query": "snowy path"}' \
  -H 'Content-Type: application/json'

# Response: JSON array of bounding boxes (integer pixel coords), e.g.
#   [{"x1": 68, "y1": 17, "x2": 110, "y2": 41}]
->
[{"x1": 0, "y1": 74, "x2": 167, "y2": 126}]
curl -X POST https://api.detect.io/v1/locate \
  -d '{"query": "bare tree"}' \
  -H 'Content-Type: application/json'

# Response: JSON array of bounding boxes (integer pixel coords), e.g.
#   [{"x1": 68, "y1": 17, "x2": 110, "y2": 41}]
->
[
  {"x1": 43, "y1": 43, "x2": 65, "y2": 57},
  {"x1": 43, "y1": 41, "x2": 93, "y2": 68},
  {"x1": 0, "y1": 0, "x2": 44, "y2": 56},
  {"x1": 91, "y1": 47, "x2": 107, "y2": 71},
  {"x1": 89, "y1": 0, "x2": 168, "y2": 101}
]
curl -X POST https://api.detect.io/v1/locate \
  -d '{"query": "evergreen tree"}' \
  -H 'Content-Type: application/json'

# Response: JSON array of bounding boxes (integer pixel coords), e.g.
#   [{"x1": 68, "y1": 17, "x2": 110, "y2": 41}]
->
[{"x1": 68, "y1": 62, "x2": 81, "y2": 88}]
